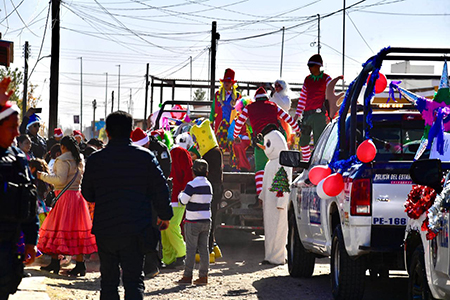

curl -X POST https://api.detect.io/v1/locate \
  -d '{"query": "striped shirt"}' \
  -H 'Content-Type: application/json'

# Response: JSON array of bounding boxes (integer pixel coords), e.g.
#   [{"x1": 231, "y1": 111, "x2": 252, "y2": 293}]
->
[{"x1": 178, "y1": 176, "x2": 213, "y2": 222}]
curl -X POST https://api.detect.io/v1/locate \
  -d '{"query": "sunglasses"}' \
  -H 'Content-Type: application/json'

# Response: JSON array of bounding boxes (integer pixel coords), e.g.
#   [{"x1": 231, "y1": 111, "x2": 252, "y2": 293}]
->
[{"x1": 33, "y1": 123, "x2": 40, "y2": 128}]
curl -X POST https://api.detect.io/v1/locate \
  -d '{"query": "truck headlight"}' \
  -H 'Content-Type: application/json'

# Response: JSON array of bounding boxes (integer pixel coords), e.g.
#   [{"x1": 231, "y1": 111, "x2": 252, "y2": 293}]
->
[{"x1": 223, "y1": 190, "x2": 233, "y2": 199}]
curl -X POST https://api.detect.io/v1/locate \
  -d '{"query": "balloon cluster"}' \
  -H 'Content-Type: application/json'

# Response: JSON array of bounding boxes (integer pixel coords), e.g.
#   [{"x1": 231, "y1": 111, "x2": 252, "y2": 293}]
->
[{"x1": 309, "y1": 139, "x2": 377, "y2": 199}]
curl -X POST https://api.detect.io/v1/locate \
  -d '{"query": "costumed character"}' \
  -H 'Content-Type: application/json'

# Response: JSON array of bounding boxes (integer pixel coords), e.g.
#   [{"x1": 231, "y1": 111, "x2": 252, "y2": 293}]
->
[
  {"x1": 160, "y1": 139, "x2": 193, "y2": 267},
  {"x1": 230, "y1": 98, "x2": 253, "y2": 171},
  {"x1": 294, "y1": 54, "x2": 333, "y2": 162},
  {"x1": 19, "y1": 111, "x2": 47, "y2": 158},
  {"x1": 233, "y1": 87, "x2": 299, "y2": 197},
  {"x1": 389, "y1": 60, "x2": 450, "y2": 159},
  {"x1": 175, "y1": 132, "x2": 194, "y2": 151},
  {"x1": 270, "y1": 79, "x2": 294, "y2": 147},
  {"x1": 258, "y1": 124, "x2": 291, "y2": 265},
  {"x1": 190, "y1": 120, "x2": 223, "y2": 263},
  {"x1": 210, "y1": 68, "x2": 242, "y2": 170}
]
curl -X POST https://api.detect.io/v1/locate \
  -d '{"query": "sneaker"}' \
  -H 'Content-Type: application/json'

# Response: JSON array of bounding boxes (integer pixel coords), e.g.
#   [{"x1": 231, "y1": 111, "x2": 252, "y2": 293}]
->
[
  {"x1": 144, "y1": 268, "x2": 160, "y2": 279},
  {"x1": 193, "y1": 276, "x2": 208, "y2": 286},
  {"x1": 177, "y1": 276, "x2": 192, "y2": 285}
]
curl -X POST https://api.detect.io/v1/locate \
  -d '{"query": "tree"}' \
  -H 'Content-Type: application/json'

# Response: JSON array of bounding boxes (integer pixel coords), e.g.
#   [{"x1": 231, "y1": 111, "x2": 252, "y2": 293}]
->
[
  {"x1": 193, "y1": 88, "x2": 206, "y2": 101},
  {"x1": 270, "y1": 167, "x2": 291, "y2": 197}
]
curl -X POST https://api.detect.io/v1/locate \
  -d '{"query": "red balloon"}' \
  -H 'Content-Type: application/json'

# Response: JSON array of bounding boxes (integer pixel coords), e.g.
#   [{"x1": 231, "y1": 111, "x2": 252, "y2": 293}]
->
[
  {"x1": 367, "y1": 72, "x2": 387, "y2": 94},
  {"x1": 323, "y1": 173, "x2": 344, "y2": 197},
  {"x1": 316, "y1": 178, "x2": 331, "y2": 199},
  {"x1": 357, "y1": 139, "x2": 377, "y2": 163},
  {"x1": 309, "y1": 165, "x2": 332, "y2": 185}
]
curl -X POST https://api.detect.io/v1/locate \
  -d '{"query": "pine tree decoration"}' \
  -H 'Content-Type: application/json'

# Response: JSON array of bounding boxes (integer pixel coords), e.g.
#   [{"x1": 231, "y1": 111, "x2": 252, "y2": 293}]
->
[{"x1": 270, "y1": 167, "x2": 290, "y2": 197}]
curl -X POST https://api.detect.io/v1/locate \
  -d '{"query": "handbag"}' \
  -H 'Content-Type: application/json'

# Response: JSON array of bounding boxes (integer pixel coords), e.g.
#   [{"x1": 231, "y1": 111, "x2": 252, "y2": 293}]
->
[{"x1": 45, "y1": 169, "x2": 79, "y2": 207}]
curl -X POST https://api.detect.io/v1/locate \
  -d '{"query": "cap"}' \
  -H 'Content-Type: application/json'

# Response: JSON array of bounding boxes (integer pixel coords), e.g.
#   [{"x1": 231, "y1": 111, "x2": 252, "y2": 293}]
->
[
  {"x1": 73, "y1": 130, "x2": 83, "y2": 138},
  {"x1": 0, "y1": 101, "x2": 20, "y2": 122},
  {"x1": 26, "y1": 113, "x2": 41, "y2": 129},
  {"x1": 307, "y1": 54, "x2": 323, "y2": 67},
  {"x1": 254, "y1": 87, "x2": 269, "y2": 100},
  {"x1": 131, "y1": 127, "x2": 149, "y2": 146},
  {"x1": 54, "y1": 128, "x2": 63, "y2": 138}
]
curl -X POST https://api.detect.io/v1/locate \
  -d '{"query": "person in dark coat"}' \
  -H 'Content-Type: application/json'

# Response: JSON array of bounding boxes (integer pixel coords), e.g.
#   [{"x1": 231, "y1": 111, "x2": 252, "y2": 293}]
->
[
  {"x1": 82, "y1": 111, "x2": 173, "y2": 300},
  {"x1": 46, "y1": 128, "x2": 63, "y2": 151},
  {"x1": 19, "y1": 109, "x2": 47, "y2": 159},
  {"x1": 0, "y1": 78, "x2": 39, "y2": 300}
]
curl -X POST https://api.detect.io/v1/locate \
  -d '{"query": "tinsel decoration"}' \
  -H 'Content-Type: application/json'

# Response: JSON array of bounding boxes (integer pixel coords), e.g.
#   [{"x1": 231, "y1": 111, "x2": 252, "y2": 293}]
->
[
  {"x1": 404, "y1": 185, "x2": 437, "y2": 219},
  {"x1": 425, "y1": 181, "x2": 450, "y2": 238},
  {"x1": 270, "y1": 167, "x2": 290, "y2": 197}
]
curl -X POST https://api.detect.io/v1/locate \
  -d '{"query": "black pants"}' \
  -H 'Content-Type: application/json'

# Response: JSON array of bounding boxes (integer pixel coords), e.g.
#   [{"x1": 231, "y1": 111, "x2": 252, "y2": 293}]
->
[
  {"x1": 209, "y1": 183, "x2": 223, "y2": 253},
  {"x1": 0, "y1": 240, "x2": 23, "y2": 300},
  {"x1": 96, "y1": 235, "x2": 145, "y2": 300}
]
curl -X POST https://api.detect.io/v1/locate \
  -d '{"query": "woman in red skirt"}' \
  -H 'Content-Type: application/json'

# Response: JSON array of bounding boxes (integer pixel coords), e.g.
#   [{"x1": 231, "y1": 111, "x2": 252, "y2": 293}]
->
[{"x1": 37, "y1": 136, "x2": 97, "y2": 276}]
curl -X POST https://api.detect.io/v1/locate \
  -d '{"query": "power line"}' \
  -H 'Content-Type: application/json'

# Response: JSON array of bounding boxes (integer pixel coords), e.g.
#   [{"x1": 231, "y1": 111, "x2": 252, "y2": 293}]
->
[
  {"x1": 345, "y1": 11, "x2": 374, "y2": 54},
  {"x1": 29, "y1": 1, "x2": 51, "y2": 79}
]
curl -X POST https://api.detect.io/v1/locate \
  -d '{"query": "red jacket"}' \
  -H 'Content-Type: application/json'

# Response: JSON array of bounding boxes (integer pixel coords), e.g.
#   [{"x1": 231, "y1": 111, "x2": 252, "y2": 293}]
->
[{"x1": 170, "y1": 147, "x2": 193, "y2": 205}]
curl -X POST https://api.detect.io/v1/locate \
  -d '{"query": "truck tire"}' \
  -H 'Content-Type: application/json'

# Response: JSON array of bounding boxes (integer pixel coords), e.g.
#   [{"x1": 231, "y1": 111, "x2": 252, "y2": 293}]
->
[
  {"x1": 408, "y1": 246, "x2": 434, "y2": 300},
  {"x1": 331, "y1": 225, "x2": 365, "y2": 300},
  {"x1": 287, "y1": 213, "x2": 315, "y2": 278}
]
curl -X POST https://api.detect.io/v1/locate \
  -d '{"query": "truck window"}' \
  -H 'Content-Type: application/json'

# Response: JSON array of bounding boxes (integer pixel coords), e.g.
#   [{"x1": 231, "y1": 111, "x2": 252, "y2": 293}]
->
[
  {"x1": 319, "y1": 123, "x2": 338, "y2": 164},
  {"x1": 310, "y1": 122, "x2": 334, "y2": 166}
]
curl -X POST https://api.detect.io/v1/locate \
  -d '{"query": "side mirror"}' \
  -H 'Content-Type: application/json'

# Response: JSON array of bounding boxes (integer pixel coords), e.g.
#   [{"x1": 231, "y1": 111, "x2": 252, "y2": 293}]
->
[
  {"x1": 279, "y1": 150, "x2": 310, "y2": 169},
  {"x1": 410, "y1": 159, "x2": 443, "y2": 193}
]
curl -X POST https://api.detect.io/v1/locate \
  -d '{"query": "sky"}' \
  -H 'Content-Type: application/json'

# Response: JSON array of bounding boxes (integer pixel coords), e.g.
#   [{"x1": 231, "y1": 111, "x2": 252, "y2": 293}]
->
[{"x1": 1, "y1": 0, "x2": 449, "y2": 134}]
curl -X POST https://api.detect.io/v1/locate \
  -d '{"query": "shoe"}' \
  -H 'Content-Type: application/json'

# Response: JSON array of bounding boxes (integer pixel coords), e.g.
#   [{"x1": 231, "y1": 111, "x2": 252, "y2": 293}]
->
[
  {"x1": 177, "y1": 276, "x2": 192, "y2": 285},
  {"x1": 40, "y1": 258, "x2": 60, "y2": 274},
  {"x1": 193, "y1": 276, "x2": 208, "y2": 286},
  {"x1": 195, "y1": 253, "x2": 200, "y2": 263},
  {"x1": 67, "y1": 261, "x2": 86, "y2": 277},
  {"x1": 209, "y1": 252, "x2": 215, "y2": 264},
  {"x1": 144, "y1": 268, "x2": 160, "y2": 279},
  {"x1": 260, "y1": 260, "x2": 270, "y2": 265},
  {"x1": 213, "y1": 245, "x2": 222, "y2": 258}
]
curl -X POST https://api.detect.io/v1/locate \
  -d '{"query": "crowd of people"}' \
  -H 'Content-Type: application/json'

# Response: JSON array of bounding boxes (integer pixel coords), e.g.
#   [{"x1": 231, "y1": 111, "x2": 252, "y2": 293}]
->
[{"x1": 0, "y1": 53, "x2": 337, "y2": 300}]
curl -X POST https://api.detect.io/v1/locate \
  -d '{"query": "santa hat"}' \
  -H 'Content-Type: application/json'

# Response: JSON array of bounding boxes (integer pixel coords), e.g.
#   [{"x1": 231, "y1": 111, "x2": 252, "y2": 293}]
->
[
  {"x1": 254, "y1": 87, "x2": 269, "y2": 100},
  {"x1": 26, "y1": 113, "x2": 41, "y2": 129},
  {"x1": 307, "y1": 54, "x2": 323, "y2": 67},
  {"x1": 73, "y1": 130, "x2": 83, "y2": 138},
  {"x1": 0, "y1": 101, "x2": 20, "y2": 122},
  {"x1": 54, "y1": 128, "x2": 63, "y2": 138},
  {"x1": 220, "y1": 68, "x2": 237, "y2": 83},
  {"x1": 131, "y1": 127, "x2": 149, "y2": 146}
]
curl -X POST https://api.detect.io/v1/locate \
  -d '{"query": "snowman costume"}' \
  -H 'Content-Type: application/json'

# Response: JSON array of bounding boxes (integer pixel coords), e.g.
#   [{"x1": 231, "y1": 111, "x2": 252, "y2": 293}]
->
[{"x1": 260, "y1": 129, "x2": 292, "y2": 265}]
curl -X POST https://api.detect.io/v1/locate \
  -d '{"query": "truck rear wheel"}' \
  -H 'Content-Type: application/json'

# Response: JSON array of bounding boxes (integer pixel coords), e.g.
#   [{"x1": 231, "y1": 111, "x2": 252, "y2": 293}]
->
[
  {"x1": 408, "y1": 246, "x2": 434, "y2": 300},
  {"x1": 287, "y1": 213, "x2": 315, "y2": 278},
  {"x1": 331, "y1": 225, "x2": 365, "y2": 300}
]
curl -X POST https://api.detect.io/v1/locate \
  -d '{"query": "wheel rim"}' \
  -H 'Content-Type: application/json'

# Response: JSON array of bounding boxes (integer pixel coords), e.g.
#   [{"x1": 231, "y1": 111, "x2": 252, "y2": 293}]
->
[
  {"x1": 333, "y1": 238, "x2": 340, "y2": 286},
  {"x1": 411, "y1": 263, "x2": 425, "y2": 299}
]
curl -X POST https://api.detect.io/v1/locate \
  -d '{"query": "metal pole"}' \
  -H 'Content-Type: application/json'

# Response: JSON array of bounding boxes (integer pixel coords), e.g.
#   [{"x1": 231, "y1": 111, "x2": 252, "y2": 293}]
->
[
  {"x1": 117, "y1": 65, "x2": 121, "y2": 110},
  {"x1": 105, "y1": 73, "x2": 108, "y2": 119},
  {"x1": 342, "y1": 0, "x2": 346, "y2": 91},
  {"x1": 144, "y1": 63, "x2": 149, "y2": 125},
  {"x1": 49, "y1": 0, "x2": 60, "y2": 137},
  {"x1": 210, "y1": 21, "x2": 219, "y2": 102},
  {"x1": 317, "y1": 14, "x2": 321, "y2": 54},
  {"x1": 92, "y1": 99, "x2": 96, "y2": 137},
  {"x1": 150, "y1": 76, "x2": 154, "y2": 115},
  {"x1": 129, "y1": 88, "x2": 132, "y2": 114},
  {"x1": 190, "y1": 56, "x2": 193, "y2": 101},
  {"x1": 80, "y1": 57, "x2": 83, "y2": 131},
  {"x1": 280, "y1": 26, "x2": 285, "y2": 78},
  {"x1": 22, "y1": 41, "x2": 29, "y2": 119},
  {"x1": 111, "y1": 91, "x2": 114, "y2": 113}
]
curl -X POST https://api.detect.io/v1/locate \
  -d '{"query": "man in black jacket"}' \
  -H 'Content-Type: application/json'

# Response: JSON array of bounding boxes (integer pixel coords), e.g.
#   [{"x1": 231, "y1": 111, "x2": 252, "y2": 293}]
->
[
  {"x1": 0, "y1": 78, "x2": 39, "y2": 300},
  {"x1": 82, "y1": 111, "x2": 173, "y2": 300},
  {"x1": 19, "y1": 108, "x2": 46, "y2": 159}
]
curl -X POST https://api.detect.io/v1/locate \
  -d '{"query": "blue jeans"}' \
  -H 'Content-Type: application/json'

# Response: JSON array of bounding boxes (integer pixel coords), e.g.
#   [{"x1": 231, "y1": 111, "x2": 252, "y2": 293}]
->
[{"x1": 184, "y1": 221, "x2": 211, "y2": 278}]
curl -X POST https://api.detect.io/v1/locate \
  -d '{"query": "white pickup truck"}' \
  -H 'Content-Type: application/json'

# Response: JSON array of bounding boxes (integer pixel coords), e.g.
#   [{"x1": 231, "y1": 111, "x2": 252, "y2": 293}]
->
[{"x1": 405, "y1": 159, "x2": 450, "y2": 300}]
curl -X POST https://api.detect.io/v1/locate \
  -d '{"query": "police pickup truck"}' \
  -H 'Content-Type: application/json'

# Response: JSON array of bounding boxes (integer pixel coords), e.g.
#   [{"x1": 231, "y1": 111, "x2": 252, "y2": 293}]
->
[
  {"x1": 279, "y1": 47, "x2": 447, "y2": 299},
  {"x1": 405, "y1": 158, "x2": 450, "y2": 300}
]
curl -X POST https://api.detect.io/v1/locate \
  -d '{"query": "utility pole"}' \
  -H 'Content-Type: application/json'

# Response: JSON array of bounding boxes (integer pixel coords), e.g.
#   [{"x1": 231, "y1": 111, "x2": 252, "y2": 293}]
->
[
  {"x1": 144, "y1": 63, "x2": 149, "y2": 126},
  {"x1": 105, "y1": 72, "x2": 108, "y2": 119},
  {"x1": 209, "y1": 21, "x2": 220, "y2": 102},
  {"x1": 79, "y1": 57, "x2": 83, "y2": 131},
  {"x1": 280, "y1": 27, "x2": 285, "y2": 78},
  {"x1": 117, "y1": 65, "x2": 121, "y2": 110},
  {"x1": 92, "y1": 99, "x2": 97, "y2": 137},
  {"x1": 190, "y1": 56, "x2": 193, "y2": 101},
  {"x1": 317, "y1": 14, "x2": 321, "y2": 54},
  {"x1": 111, "y1": 91, "x2": 114, "y2": 113},
  {"x1": 342, "y1": 0, "x2": 346, "y2": 91},
  {"x1": 49, "y1": 0, "x2": 60, "y2": 137},
  {"x1": 129, "y1": 88, "x2": 132, "y2": 114},
  {"x1": 22, "y1": 41, "x2": 29, "y2": 118}
]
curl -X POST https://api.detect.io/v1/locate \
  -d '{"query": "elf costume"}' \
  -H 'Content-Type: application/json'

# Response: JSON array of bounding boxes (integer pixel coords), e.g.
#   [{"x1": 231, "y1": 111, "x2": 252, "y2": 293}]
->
[
  {"x1": 295, "y1": 54, "x2": 332, "y2": 162},
  {"x1": 233, "y1": 87, "x2": 299, "y2": 195}
]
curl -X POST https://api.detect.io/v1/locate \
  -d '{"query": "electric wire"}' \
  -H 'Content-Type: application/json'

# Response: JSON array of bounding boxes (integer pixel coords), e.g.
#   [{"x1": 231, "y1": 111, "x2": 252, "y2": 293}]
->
[{"x1": 29, "y1": 1, "x2": 51, "y2": 79}]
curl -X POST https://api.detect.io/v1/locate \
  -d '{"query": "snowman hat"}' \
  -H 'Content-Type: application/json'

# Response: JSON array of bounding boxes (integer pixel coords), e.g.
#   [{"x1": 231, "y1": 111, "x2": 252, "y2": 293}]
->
[
  {"x1": 54, "y1": 128, "x2": 63, "y2": 138},
  {"x1": 131, "y1": 127, "x2": 149, "y2": 146},
  {"x1": 254, "y1": 87, "x2": 269, "y2": 100},
  {"x1": 26, "y1": 113, "x2": 41, "y2": 129},
  {"x1": 0, "y1": 101, "x2": 20, "y2": 122}
]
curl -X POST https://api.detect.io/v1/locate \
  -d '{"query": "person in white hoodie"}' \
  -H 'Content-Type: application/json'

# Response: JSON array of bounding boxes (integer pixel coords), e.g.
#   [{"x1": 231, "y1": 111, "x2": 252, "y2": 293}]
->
[{"x1": 270, "y1": 79, "x2": 292, "y2": 112}]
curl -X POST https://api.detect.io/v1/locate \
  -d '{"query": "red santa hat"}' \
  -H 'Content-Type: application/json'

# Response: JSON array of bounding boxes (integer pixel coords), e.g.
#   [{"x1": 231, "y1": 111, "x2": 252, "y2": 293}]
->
[
  {"x1": 307, "y1": 54, "x2": 323, "y2": 67},
  {"x1": 0, "y1": 101, "x2": 20, "y2": 121},
  {"x1": 254, "y1": 87, "x2": 269, "y2": 100},
  {"x1": 220, "y1": 68, "x2": 237, "y2": 83},
  {"x1": 131, "y1": 127, "x2": 149, "y2": 146},
  {"x1": 54, "y1": 128, "x2": 63, "y2": 138},
  {"x1": 73, "y1": 130, "x2": 83, "y2": 138}
]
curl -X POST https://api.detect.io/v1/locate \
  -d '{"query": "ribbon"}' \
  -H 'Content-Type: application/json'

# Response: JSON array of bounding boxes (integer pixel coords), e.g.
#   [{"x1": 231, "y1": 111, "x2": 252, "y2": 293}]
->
[{"x1": 387, "y1": 81, "x2": 402, "y2": 103}]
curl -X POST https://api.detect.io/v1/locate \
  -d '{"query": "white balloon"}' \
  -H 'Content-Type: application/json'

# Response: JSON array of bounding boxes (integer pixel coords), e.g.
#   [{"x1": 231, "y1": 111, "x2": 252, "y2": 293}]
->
[{"x1": 316, "y1": 178, "x2": 332, "y2": 200}]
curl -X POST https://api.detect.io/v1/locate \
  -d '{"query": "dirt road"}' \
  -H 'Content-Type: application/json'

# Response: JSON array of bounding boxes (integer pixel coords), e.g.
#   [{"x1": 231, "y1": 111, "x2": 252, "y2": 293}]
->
[{"x1": 24, "y1": 230, "x2": 409, "y2": 299}]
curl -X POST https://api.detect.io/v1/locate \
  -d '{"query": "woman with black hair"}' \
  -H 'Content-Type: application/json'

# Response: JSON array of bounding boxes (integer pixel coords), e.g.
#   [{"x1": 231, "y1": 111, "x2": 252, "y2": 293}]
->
[{"x1": 37, "y1": 136, "x2": 97, "y2": 276}]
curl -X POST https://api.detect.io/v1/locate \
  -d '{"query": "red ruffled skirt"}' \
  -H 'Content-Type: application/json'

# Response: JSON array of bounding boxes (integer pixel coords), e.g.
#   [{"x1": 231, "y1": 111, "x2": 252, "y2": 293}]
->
[{"x1": 38, "y1": 190, "x2": 97, "y2": 255}]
